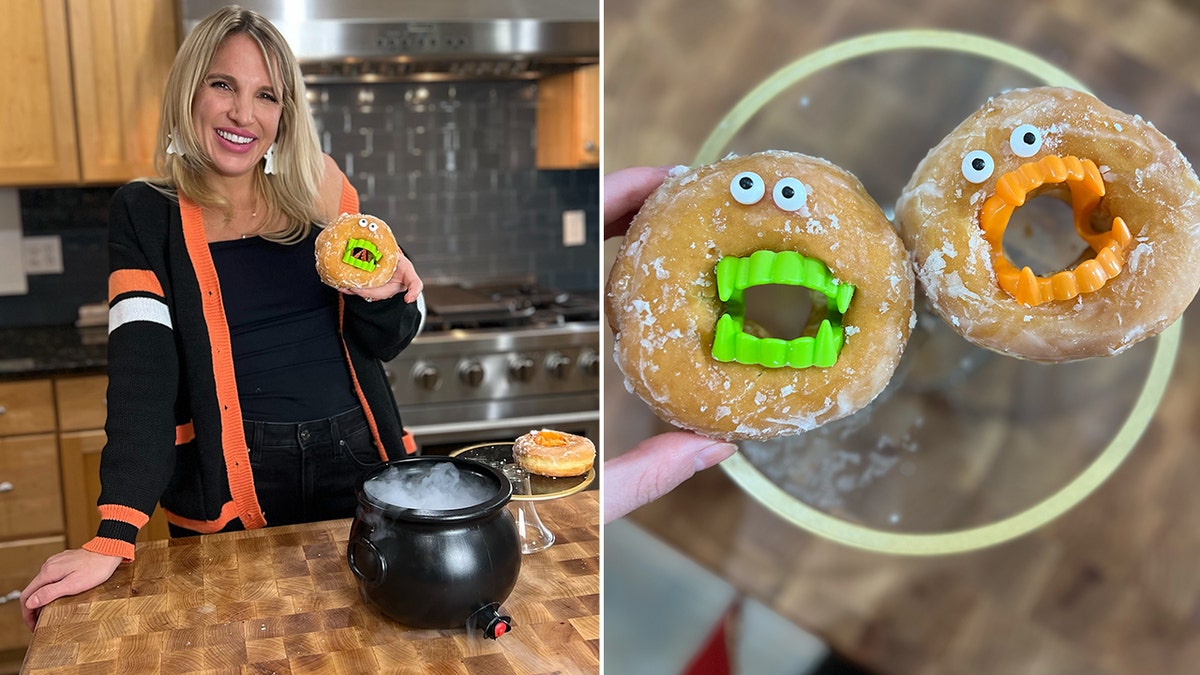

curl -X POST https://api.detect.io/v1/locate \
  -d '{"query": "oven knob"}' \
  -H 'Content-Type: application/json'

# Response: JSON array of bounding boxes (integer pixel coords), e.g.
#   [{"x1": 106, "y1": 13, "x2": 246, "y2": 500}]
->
[
  {"x1": 545, "y1": 351, "x2": 572, "y2": 379},
  {"x1": 412, "y1": 362, "x2": 440, "y2": 390},
  {"x1": 579, "y1": 350, "x2": 600, "y2": 377},
  {"x1": 459, "y1": 360, "x2": 485, "y2": 387},
  {"x1": 509, "y1": 355, "x2": 535, "y2": 382}
]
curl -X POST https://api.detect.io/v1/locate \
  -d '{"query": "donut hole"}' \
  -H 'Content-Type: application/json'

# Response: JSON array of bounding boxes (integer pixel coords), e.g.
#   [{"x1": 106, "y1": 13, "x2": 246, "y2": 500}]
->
[
  {"x1": 1002, "y1": 191, "x2": 1089, "y2": 276},
  {"x1": 741, "y1": 284, "x2": 823, "y2": 340}
]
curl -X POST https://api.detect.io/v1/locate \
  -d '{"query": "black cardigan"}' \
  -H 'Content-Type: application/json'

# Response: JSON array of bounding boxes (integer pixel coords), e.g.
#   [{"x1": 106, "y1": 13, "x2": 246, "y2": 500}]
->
[{"x1": 85, "y1": 179, "x2": 420, "y2": 560}]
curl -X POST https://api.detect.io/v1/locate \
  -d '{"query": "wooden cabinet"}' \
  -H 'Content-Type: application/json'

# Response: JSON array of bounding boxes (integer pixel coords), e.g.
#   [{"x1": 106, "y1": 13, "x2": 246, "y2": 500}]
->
[
  {"x1": 0, "y1": 381, "x2": 56, "y2": 437},
  {"x1": 0, "y1": 380, "x2": 64, "y2": 660},
  {"x1": 0, "y1": 0, "x2": 179, "y2": 186},
  {"x1": 0, "y1": 2, "x2": 78, "y2": 185},
  {"x1": 0, "y1": 537, "x2": 63, "y2": 668},
  {"x1": 536, "y1": 64, "x2": 600, "y2": 169},
  {"x1": 56, "y1": 375, "x2": 169, "y2": 549}
]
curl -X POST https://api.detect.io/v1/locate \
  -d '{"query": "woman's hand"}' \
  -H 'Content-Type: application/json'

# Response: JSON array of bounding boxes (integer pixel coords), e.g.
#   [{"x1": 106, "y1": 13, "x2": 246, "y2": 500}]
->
[
  {"x1": 603, "y1": 166, "x2": 674, "y2": 239},
  {"x1": 603, "y1": 432, "x2": 737, "y2": 522},
  {"x1": 603, "y1": 165, "x2": 738, "y2": 521},
  {"x1": 342, "y1": 251, "x2": 423, "y2": 304},
  {"x1": 20, "y1": 548, "x2": 124, "y2": 631}
]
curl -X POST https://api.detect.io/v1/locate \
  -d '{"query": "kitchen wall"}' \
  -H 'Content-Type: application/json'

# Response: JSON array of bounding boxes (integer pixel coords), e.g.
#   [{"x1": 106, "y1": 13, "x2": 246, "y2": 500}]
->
[
  {"x1": 310, "y1": 79, "x2": 598, "y2": 291},
  {"x1": 0, "y1": 79, "x2": 598, "y2": 329}
]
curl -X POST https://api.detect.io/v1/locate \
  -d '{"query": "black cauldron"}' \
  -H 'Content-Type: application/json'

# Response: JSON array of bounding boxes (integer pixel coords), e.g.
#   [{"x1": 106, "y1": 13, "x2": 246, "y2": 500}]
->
[{"x1": 347, "y1": 456, "x2": 521, "y2": 637}]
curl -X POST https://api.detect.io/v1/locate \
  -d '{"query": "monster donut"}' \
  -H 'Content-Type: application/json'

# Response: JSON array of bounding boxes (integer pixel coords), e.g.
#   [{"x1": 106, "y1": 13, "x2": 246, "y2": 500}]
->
[
  {"x1": 315, "y1": 213, "x2": 400, "y2": 289},
  {"x1": 897, "y1": 87, "x2": 1200, "y2": 362},
  {"x1": 606, "y1": 151, "x2": 914, "y2": 441}
]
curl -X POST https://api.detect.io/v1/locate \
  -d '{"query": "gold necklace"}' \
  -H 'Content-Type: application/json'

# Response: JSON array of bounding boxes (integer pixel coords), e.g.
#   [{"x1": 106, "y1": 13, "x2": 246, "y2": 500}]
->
[{"x1": 221, "y1": 197, "x2": 261, "y2": 239}]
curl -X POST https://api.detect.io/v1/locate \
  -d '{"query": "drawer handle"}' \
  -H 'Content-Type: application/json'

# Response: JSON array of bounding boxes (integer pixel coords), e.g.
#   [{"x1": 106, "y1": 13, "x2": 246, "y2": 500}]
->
[
  {"x1": 0, "y1": 405, "x2": 6, "y2": 415},
  {"x1": 0, "y1": 481, "x2": 12, "y2": 493},
  {"x1": 0, "y1": 590, "x2": 20, "y2": 604}
]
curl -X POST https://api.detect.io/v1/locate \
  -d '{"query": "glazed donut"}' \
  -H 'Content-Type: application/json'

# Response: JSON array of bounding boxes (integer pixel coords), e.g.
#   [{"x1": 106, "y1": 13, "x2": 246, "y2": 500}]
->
[
  {"x1": 605, "y1": 151, "x2": 914, "y2": 441},
  {"x1": 896, "y1": 86, "x2": 1200, "y2": 362},
  {"x1": 315, "y1": 213, "x2": 399, "y2": 289},
  {"x1": 513, "y1": 429, "x2": 596, "y2": 477}
]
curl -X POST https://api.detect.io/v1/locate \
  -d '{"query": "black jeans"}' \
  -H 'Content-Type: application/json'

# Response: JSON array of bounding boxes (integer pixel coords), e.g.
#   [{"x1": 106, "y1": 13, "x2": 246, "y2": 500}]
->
[{"x1": 168, "y1": 407, "x2": 385, "y2": 537}]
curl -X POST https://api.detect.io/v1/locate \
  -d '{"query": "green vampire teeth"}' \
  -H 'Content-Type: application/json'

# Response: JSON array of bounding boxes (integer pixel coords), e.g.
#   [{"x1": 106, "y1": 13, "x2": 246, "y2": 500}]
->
[
  {"x1": 342, "y1": 238, "x2": 382, "y2": 271},
  {"x1": 712, "y1": 250, "x2": 855, "y2": 368}
]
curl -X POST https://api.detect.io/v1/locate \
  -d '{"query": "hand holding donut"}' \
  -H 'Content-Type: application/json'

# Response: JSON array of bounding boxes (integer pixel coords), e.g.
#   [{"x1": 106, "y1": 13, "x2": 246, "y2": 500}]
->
[
  {"x1": 604, "y1": 167, "x2": 738, "y2": 520},
  {"x1": 344, "y1": 252, "x2": 422, "y2": 304},
  {"x1": 315, "y1": 213, "x2": 423, "y2": 303}
]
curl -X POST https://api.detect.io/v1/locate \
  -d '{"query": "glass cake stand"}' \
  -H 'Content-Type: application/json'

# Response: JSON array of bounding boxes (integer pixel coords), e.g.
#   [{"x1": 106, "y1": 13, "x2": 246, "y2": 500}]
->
[
  {"x1": 693, "y1": 30, "x2": 1180, "y2": 555},
  {"x1": 452, "y1": 442, "x2": 596, "y2": 553}
]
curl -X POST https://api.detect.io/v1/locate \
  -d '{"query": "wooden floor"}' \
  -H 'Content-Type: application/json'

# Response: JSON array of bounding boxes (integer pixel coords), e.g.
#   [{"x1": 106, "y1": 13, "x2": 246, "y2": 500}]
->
[{"x1": 604, "y1": 0, "x2": 1200, "y2": 673}]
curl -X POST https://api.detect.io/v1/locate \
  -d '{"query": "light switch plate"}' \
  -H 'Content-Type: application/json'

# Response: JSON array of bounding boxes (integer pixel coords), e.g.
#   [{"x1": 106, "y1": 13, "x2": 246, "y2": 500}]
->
[
  {"x1": 562, "y1": 210, "x2": 586, "y2": 247},
  {"x1": 0, "y1": 190, "x2": 27, "y2": 295},
  {"x1": 23, "y1": 235, "x2": 64, "y2": 275}
]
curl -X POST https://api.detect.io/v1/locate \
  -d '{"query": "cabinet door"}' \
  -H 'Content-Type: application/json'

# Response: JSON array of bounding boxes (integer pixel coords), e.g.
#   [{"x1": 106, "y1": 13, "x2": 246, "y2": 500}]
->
[
  {"x1": 54, "y1": 375, "x2": 107, "y2": 432},
  {"x1": 0, "y1": 434, "x2": 63, "y2": 539},
  {"x1": 0, "y1": 380, "x2": 55, "y2": 437},
  {"x1": 537, "y1": 64, "x2": 601, "y2": 169},
  {"x1": 574, "y1": 63, "x2": 599, "y2": 166},
  {"x1": 68, "y1": 0, "x2": 180, "y2": 184},
  {"x1": 0, "y1": 0, "x2": 80, "y2": 185},
  {"x1": 59, "y1": 429, "x2": 169, "y2": 549},
  {"x1": 0, "y1": 537, "x2": 65, "y2": 654}
]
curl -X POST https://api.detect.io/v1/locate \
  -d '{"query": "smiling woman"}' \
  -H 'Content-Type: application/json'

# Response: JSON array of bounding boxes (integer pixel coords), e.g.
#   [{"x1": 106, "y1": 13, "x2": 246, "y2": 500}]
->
[{"x1": 19, "y1": 5, "x2": 424, "y2": 632}]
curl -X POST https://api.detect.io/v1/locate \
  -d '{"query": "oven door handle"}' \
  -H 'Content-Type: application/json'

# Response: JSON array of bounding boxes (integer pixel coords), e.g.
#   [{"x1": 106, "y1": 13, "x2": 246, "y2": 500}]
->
[{"x1": 406, "y1": 411, "x2": 599, "y2": 439}]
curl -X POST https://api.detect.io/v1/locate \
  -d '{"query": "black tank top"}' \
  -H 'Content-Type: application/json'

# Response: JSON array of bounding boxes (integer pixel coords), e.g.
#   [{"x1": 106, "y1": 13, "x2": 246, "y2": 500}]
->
[{"x1": 209, "y1": 230, "x2": 359, "y2": 422}]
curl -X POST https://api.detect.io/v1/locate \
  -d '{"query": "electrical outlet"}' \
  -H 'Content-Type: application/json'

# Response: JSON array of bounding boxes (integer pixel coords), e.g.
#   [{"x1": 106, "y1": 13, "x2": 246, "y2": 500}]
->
[
  {"x1": 562, "y1": 210, "x2": 586, "y2": 247},
  {"x1": 22, "y1": 235, "x2": 64, "y2": 275}
]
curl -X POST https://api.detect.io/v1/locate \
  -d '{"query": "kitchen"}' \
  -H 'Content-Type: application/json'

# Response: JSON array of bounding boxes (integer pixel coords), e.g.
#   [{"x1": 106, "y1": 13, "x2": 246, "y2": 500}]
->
[{"x1": 0, "y1": 1, "x2": 598, "y2": 672}]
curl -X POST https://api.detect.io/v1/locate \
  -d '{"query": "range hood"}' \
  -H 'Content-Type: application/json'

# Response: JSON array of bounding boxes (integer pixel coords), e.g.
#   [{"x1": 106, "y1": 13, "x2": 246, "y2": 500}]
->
[{"x1": 180, "y1": 0, "x2": 599, "y2": 82}]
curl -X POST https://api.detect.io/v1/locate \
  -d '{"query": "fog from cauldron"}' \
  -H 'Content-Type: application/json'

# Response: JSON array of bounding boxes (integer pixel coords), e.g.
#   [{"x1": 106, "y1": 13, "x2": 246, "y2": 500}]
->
[{"x1": 364, "y1": 462, "x2": 495, "y2": 510}]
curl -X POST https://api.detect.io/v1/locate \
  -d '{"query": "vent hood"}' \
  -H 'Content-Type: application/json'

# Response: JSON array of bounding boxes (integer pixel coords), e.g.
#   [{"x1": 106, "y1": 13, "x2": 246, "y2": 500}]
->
[{"x1": 180, "y1": 0, "x2": 599, "y2": 82}]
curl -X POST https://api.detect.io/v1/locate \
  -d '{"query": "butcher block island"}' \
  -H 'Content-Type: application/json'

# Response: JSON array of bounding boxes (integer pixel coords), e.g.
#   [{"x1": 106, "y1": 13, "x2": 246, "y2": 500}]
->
[{"x1": 20, "y1": 491, "x2": 598, "y2": 674}]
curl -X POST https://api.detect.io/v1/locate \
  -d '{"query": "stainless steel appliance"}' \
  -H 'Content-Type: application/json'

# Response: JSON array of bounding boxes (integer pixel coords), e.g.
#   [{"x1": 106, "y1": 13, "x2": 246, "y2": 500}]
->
[
  {"x1": 181, "y1": 0, "x2": 600, "y2": 82},
  {"x1": 386, "y1": 282, "x2": 600, "y2": 454}
]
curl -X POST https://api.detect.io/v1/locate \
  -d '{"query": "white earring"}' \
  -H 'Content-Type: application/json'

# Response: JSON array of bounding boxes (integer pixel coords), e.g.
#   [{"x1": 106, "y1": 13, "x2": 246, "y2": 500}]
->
[
  {"x1": 166, "y1": 132, "x2": 183, "y2": 157},
  {"x1": 263, "y1": 144, "x2": 277, "y2": 175}
]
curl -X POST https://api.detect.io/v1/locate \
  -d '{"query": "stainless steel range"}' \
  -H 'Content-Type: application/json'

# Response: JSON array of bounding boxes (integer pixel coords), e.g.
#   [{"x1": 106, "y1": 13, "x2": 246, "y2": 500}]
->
[{"x1": 385, "y1": 282, "x2": 600, "y2": 454}]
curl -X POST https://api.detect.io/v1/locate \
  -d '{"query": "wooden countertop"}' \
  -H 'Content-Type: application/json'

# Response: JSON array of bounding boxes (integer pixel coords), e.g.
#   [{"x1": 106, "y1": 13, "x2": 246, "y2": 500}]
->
[
  {"x1": 21, "y1": 491, "x2": 598, "y2": 674},
  {"x1": 605, "y1": 0, "x2": 1200, "y2": 673}
]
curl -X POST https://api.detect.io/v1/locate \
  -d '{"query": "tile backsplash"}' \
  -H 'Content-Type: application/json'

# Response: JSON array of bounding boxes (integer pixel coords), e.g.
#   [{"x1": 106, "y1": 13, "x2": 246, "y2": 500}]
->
[
  {"x1": 310, "y1": 80, "x2": 598, "y2": 290},
  {"x1": 0, "y1": 79, "x2": 598, "y2": 329}
]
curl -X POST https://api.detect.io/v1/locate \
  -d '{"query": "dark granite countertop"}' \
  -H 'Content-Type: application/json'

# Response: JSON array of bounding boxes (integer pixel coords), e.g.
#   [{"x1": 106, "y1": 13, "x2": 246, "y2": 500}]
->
[{"x1": 0, "y1": 325, "x2": 108, "y2": 379}]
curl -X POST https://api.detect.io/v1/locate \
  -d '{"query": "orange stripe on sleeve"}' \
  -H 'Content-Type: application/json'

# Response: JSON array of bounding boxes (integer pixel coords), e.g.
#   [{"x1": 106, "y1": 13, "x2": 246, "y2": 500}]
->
[
  {"x1": 97, "y1": 504, "x2": 150, "y2": 529},
  {"x1": 83, "y1": 536, "x2": 136, "y2": 562},
  {"x1": 109, "y1": 269, "x2": 164, "y2": 302},
  {"x1": 175, "y1": 421, "x2": 195, "y2": 445}
]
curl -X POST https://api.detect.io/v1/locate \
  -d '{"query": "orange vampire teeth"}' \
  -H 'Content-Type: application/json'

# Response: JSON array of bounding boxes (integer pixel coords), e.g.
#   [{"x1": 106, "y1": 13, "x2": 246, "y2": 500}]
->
[{"x1": 979, "y1": 155, "x2": 1131, "y2": 306}]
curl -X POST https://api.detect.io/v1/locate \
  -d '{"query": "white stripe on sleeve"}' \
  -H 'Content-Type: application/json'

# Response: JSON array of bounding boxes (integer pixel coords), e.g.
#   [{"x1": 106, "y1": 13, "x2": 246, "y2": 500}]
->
[{"x1": 108, "y1": 296, "x2": 173, "y2": 334}]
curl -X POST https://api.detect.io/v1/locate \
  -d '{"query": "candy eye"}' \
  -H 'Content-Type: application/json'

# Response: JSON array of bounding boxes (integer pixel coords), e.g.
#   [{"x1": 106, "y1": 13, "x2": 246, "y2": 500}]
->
[
  {"x1": 730, "y1": 171, "x2": 765, "y2": 205},
  {"x1": 772, "y1": 177, "x2": 807, "y2": 211},
  {"x1": 961, "y1": 150, "x2": 995, "y2": 183},
  {"x1": 368, "y1": 222, "x2": 378, "y2": 232},
  {"x1": 1009, "y1": 124, "x2": 1043, "y2": 157},
  {"x1": 358, "y1": 218, "x2": 369, "y2": 227}
]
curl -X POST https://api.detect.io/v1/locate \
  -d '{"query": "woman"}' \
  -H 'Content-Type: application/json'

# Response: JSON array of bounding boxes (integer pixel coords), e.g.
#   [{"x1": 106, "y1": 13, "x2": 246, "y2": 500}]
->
[{"x1": 20, "y1": 6, "x2": 423, "y2": 629}]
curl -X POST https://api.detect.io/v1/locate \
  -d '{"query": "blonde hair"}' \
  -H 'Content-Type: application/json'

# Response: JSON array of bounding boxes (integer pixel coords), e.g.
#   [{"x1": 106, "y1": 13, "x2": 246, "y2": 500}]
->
[{"x1": 152, "y1": 5, "x2": 325, "y2": 243}]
